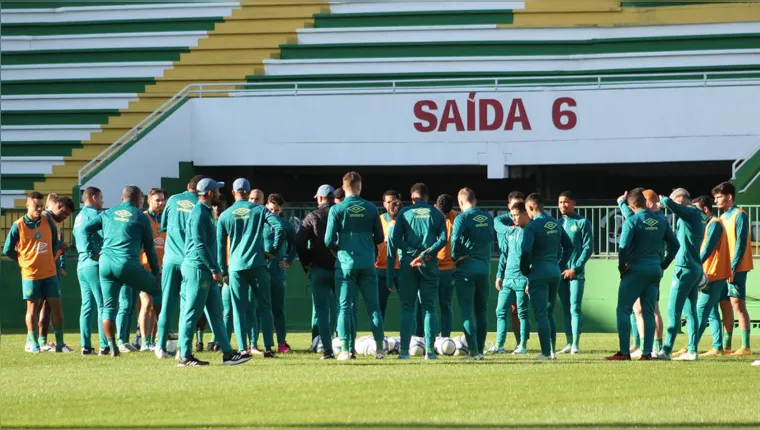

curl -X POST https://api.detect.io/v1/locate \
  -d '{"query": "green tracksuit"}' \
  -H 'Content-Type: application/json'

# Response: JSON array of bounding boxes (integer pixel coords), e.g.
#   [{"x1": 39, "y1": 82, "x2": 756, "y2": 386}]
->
[
  {"x1": 220, "y1": 283, "x2": 233, "y2": 344},
  {"x1": 558, "y1": 213, "x2": 593, "y2": 349},
  {"x1": 73, "y1": 205, "x2": 107, "y2": 350},
  {"x1": 521, "y1": 213, "x2": 574, "y2": 356},
  {"x1": 83, "y1": 202, "x2": 161, "y2": 350},
  {"x1": 324, "y1": 195, "x2": 385, "y2": 353},
  {"x1": 116, "y1": 283, "x2": 139, "y2": 346},
  {"x1": 253, "y1": 217, "x2": 296, "y2": 346},
  {"x1": 660, "y1": 197, "x2": 706, "y2": 355},
  {"x1": 616, "y1": 208, "x2": 679, "y2": 355},
  {"x1": 179, "y1": 201, "x2": 235, "y2": 358},
  {"x1": 451, "y1": 207, "x2": 494, "y2": 356},
  {"x1": 495, "y1": 226, "x2": 530, "y2": 350},
  {"x1": 692, "y1": 216, "x2": 728, "y2": 350},
  {"x1": 388, "y1": 200, "x2": 447, "y2": 354},
  {"x1": 156, "y1": 191, "x2": 198, "y2": 352},
  {"x1": 217, "y1": 199, "x2": 283, "y2": 351}
]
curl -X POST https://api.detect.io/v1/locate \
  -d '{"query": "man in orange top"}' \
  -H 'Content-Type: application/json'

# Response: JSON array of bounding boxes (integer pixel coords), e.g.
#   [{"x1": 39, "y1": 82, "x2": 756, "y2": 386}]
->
[
  {"x1": 137, "y1": 188, "x2": 168, "y2": 351},
  {"x1": 434, "y1": 194, "x2": 457, "y2": 338},
  {"x1": 4, "y1": 192, "x2": 71, "y2": 353},
  {"x1": 712, "y1": 182, "x2": 753, "y2": 355},
  {"x1": 692, "y1": 195, "x2": 732, "y2": 356},
  {"x1": 377, "y1": 190, "x2": 401, "y2": 319}
]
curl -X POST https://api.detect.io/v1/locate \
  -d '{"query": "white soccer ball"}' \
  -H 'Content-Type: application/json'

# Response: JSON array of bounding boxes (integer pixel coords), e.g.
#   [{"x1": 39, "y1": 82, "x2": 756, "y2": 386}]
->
[
  {"x1": 385, "y1": 336, "x2": 397, "y2": 353},
  {"x1": 166, "y1": 340, "x2": 177, "y2": 355},
  {"x1": 331, "y1": 337, "x2": 342, "y2": 353},
  {"x1": 437, "y1": 337, "x2": 456, "y2": 356},
  {"x1": 409, "y1": 336, "x2": 425, "y2": 356},
  {"x1": 454, "y1": 336, "x2": 469, "y2": 356},
  {"x1": 391, "y1": 337, "x2": 401, "y2": 354},
  {"x1": 311, "y1": 336, "x2": 323, "y2": 353},
  {"x1": 357, "y1": 338, "x2": 373, "y2": 356}
]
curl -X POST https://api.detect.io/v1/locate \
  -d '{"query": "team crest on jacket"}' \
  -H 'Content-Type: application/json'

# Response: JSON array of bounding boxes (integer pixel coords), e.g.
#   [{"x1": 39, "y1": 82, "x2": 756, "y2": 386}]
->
[
  {"x1": 114, "y1": 210, "x2": 132, "y2": 222},
  {"x1": 154, "y1": 237, "x2": 165, "y2": 247},
  {"x1": 231, "y1": 207, "x2": 251, "y2": 220},
  {"x1": 33, "y1": 242, "x2": 49, "y2": 253},
  {"x1": 411, "y1": 208, "x2": 431, "y2": 218},
  {"x1": 177, "y1": 200, "x2": 195, "y2": 213},
  {"x1": 571, "y1": 225, "x2": 578, "y2": 232},
  {"x1": 544, "y1": 221, "x2": 557, "y2": 230},
  {"x1": 348, "y1": 205, "x2": 365, "y2": 217}
]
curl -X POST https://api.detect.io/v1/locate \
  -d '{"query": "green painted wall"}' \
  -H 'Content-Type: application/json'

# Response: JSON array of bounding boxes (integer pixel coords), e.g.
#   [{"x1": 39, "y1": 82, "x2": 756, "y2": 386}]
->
[{"x1": 3, "y1": 259, "x2": 759, "y2": 334}]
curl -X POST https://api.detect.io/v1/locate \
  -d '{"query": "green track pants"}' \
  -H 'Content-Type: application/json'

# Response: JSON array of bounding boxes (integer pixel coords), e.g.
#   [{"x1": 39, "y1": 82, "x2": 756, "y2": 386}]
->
[
  {"x1": 336, "y1": 267, "x2": 384, "y2": 352},
  {"x1": 495, "y1": 278, "x2": 529, "y2": 349},
  {"x1": 399, "y1": 261, "x2": 439, "y2": 353},
  {"x1": 78, "y1": 265, "x2": 107, "y2": 350},
  {"x1": 663, "y1": 266, "x2": 701, "y2": 354},
  {"x1": 616, "y1": 265, "x2": 662, "y2": 355},
  {"x1": 558, "y1": 278, "x2": 585, "y2": 348},
  {"x1": 156, "y1": 262, "x2": 182, "y2": 353},
  {"x1": 178, "y1": 264, "x2": 234, "y2": 358},
  {"x1": 453, "y1": 269, "x2": 489, "y2": 356}
]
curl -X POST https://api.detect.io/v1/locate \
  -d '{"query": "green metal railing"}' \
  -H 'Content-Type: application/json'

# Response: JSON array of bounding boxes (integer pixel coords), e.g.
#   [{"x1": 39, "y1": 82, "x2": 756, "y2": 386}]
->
[{"x1": 6, "y1": 204, "x2": 760, "y2": 259}]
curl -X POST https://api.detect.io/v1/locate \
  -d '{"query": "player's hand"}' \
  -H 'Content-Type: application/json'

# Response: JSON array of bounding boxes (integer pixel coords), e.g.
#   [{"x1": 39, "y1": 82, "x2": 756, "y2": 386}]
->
[
  {"x1": 387, "y1": 283, "x2": 396, "y2": 292},
  {"x1": 410, "y1": 256, "x2": 424, "y2": 268},
  {"x1": 562, "y1": 269, "x2": 576, "y2": 280},
  {"x1": 223, "y1": 275, "x2": 229, "y2": 285},
  {"x1": 60, "y1": 242, "x2": 70, "y2": 252},
  {"x1": 729, "y1": 271, "x2": 735, "y2": 283},
  {"x1": 263, "y1": 252, "x2": 275, "y2": 261},
  {"x1": 618, "y1": 191, "x2": 628, "y2": 202},
  {"x1": 495, "y1": 278, "x2": 503, "y2": 291},
  {"x1": 455, "y1": 256, "x2": 469, "y2": 265},
  {"x1": 60, "y1": 269, "x2": 67, "y2": 277},
  {"x1": 525, "y1": 284, "x2": 530, "y2": 294},
  {"x1": 212, "y1": 272, "x2": 223, "y2": 283},
  {"x1": 279, "y1": 261, "x2": 290, "y2": 270},
  {"x1": 91, "y1": 253, "x2": 100, "y2": 261}
]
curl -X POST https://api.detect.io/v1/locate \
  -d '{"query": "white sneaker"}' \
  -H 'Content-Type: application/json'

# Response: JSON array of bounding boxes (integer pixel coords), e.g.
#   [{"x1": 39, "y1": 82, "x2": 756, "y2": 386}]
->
[
  {"x1": 155, "y1": 349, "x2": 169, "y2": 359},
  {"x1": 673, "y1": 352, "x2": 698, "y2": 361},
  {"x1": 58, "y1": 345, "x2": 75, "y2": 353},
  {"x1": 533, "y1": 354, "x2": 555, "y2": 360},
  {"x1": 630, "y1": 348, "x2": 643, "y2": 359},
  {"x1": 751, "y1": 360, "x2": 760, "y2": 366},
  {"x1": 337, "y1": 351, "x2": 351, "y2": 361},
  {"x1": 140, "y1": 343, "x2": 151, "y2": 352},
  {"x1": 654, "y1": 351, "x2": 671, "y2": 361},
  {"x1": 463, "y1": 354, "x2": 483, "y2": 361},
  {"x1": 119, "y1": 343, "x2": 137, "y2": 353},
  {"x1": 24, "y1": 342, "x2": 33, "y2": 352},
  {"x1": 550, "y1": 353, "x2": 557, "y2": 360},
  {"x1": 558, "y1": 345, "x2": 572, "y2": 354},
  {"x1": 571, "y1": 346, "x2": 580, "y2": 355},
  {"x1": 376, "y1": 351, "x2": 386, "y2": 360},
  {"x1": 40, "y1": 343, "x2": 55, "y2": 352},
  {"x1": 512, "y1": 346, "x2": 527, "y2": 355}
]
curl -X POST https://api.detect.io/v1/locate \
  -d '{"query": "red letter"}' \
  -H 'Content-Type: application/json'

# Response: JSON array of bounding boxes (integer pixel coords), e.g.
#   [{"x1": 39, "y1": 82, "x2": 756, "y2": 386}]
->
[
  {"x1": 414, "y1": 100, "x2": 438, "y2": 132},
  {"x1": 552, "y1": 97, "x2": 577, "y2": 130},
  {"x1": 467, "y1": 92, "x2": 476, "y2": 131},
  {"x1": 438, "y1": 100, "x2": 464, "y2": 132},
  {"x1": 478, "y1": 99, "x2": 504, "y2": 131},
  {"x1": 504, "y1": 98, "x2": 531, "y2": 131}
]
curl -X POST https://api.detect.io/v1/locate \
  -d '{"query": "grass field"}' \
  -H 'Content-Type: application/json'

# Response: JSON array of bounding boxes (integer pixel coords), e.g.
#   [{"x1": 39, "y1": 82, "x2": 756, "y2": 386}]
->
[{"x1": 2, "y1": 332, "x2": 760, "y2": 429}]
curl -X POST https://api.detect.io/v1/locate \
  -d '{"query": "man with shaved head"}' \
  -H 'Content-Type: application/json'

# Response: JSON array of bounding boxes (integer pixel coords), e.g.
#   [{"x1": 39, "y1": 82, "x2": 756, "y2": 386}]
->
[{"x1": 249, "y1": 189, "x2": 265, "y2": 205}]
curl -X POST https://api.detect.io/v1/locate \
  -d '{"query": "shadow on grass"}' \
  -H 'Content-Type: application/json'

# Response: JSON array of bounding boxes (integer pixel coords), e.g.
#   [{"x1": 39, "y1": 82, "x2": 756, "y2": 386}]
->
[{"x1": 5, "y1": 423, "x2": 760, "y2": 429}]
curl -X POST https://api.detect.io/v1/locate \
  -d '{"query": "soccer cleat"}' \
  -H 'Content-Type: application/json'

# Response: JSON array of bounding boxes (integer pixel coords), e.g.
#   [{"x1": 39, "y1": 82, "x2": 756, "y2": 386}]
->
[
  {"x1": 206, "y1": 342, "x2": 218, "y2": 352},
  {"x1": 650, "y1": 350, "x2": 662, "y2": 359},
  {"x1": 550, "y1": 353, "x2": 557, "y2": 360},
  {"x1": 485, "y1": 345, "x2": 506, "y2": 355},
  {"x1": 27, "y1": 343, "x2": 40, "y2": 354},
  {"x1": 177, "y1": 355, "x2": 210, "y2": 367},
  {"x1": 655, "y1": 351, "x2": 671, "y2": 361},
  {"x1": 724, "y1": 348, "x2": 734, "y2": 355},
  {"x1": 99, "y1": 347, "x2": 111, "y2": 356},
  {"x1": 110, "y1": 347, "x2": 120, "y2": 357},
  {"x1": 630, "y1": 349, "x2": 643, "y2": 359},
  {"x1": 223, "y1": 351, "x2": 252, "y2": 366},
  {"x1": 277, "y1": 343, "x2": 291, "y2": 354},
  {"x1": 751, "y1": 360, "x2": 760, "y2": 366},
  {"x1": 155, "y1": 349, "x2": 169, "y2": 359},
  {"x1": 350, "y1": 352, "x2": 357, "y2": 360},
  {"x1": 81, "y1": 347, "x2": 94, "y2": 355},
  {"x1": 337, "y1": 351, "x2": 351, "y2": 361},
  {"x1": 731, "y1": 347, "x2": 752, "y2": 356},
  {"x1": 512, "y1": 346, "x2": 527, "y2": 355},
  {"x1": 320, "y1": 352, "x2": 335, "y2": 360},
  {"x1": 604, "y1": 352, "x2": 631, "y2": 361},
  {"x1": 397, "y1": 353, "x2": 411, "y2": 360},
  {"x1": 249, "y1": 346, "x2": 264, "y2": 356},
  {"x1": 118, "y1": 343, "x2": 137, "y2": 353},
  {"x1": 24, "y1": 342, "x2": 33, "y2": 353},
  {"x1": 40, "y1": 342, "x2": 55, "y2": 352},
  {"x1": 673, "y1": 352, "x2": 698, "y2": 361},
  {"x1": 140, "y1": 343, "x2": 152, "y2": 352},
  {"x1": 533, "y1": 354, "x2": 555, "y2": 361},
  {"x1": 473, "y1": 354, "x2": 484, "y2": 361},
  {"x1": 132, "y1": 334, "x2": 141, "y2": 350},
  {"x1": 263, "y1": 351, "x2": 277, "y2": 359},
  {"x1": 558, "y1": 344, "x2": 572, "y2": 354},
  {"x1": 571, "y1": 346, "x2": 581, "y2": 355},
  {"x1": 195, "y1": 342, "x2": 204, "y2": 353},
  {"x1": 462, "y1": 354, "x2": 479, "y2": 361},
  {"x1": 57, "y1": 345, "x2": 75, "y2": 353},
  {"x1": 424, "y1": 352, "x2": 437, "y2": 360},
  {"x1": 700, "y1": 348, "x2": 724, "y2": 357},
  {"x1": 673, "y1": 346, "x2": 689, "y2": 356},
  {"x1": 639, "y1": 354, "x2": 653, "y2": 361},
  {"x1": 376, "y1": 351, "x2": 386, "y2": 360}
]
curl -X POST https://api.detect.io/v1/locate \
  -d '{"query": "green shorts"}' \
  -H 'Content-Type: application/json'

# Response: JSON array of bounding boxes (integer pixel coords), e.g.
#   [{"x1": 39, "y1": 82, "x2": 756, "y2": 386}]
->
[
  {"x1": 718, "y1": 281, "x2": 730, "y2": 302},
  {"x1": 728, "y1": 271, "x2": 748, "y2": 300},
  {"x1": 22, "y1": 276, "x2": 60, "y2": 300}
]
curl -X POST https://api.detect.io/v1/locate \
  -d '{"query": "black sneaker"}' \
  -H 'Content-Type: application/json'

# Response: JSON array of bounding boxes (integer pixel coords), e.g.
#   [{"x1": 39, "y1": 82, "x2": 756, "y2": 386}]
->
[
  {"x1": 223, "y1": 351, "x2": 253, "y2": 366},
  {"x1": 320, "y1": 352, "x2": 335, "y2": 360},
  {"x1": 178, "y1": 355, "x2": 210, "y2": 367},
  {"x1": 110, "y1": 346, "x2": 120, "y2": 357},
  {"x1": 99, "y1": 347, "x2": 110, "y2": 356},
  {"x1": 206, "y1": 342, "x2": 218, "y2": 352},
  {"x1": 350, "y1": 352, "x2": 357, "y2": 359},
  {"x1": 195, "y1": 342, "x2": 204, "y2": 353},
  {"x1": 81, "y1": 347, "x2": 94, "y2": 355},
  {"x1": 264, "y1": 351, "x2": 277, "y2": 359}
]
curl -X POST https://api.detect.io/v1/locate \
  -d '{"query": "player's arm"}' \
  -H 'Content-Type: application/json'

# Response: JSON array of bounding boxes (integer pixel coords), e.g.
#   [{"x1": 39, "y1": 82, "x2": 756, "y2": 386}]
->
[
  {"x1": 386, "y1": 223, "x2": 397, "y2": 288},
  {"x1": 559, "y1": 227, "x2": 575, "y2": 270},
  {"x1": 617, "y1": 198, "x2": 634, "y2": 220},
  {"x1": 263, "y1": 210, "x2": 285, "y2": 254},
  {"x1": 140, "y1": 214, "x2": 160, "y2": 276},
  {"x1": 574, "y1": 219, "x2": 594, "y2": 271},
  {"x1": 193, "y1": 210, "x2": 220, "y2": 274},
  {"x1": 422, "y1": 211, "x2": 448, "y2": 258},
  {"x1": 216, "y1": 215, "x2": 229, "y2": 277},
  {"x1": 618, "y1": 219, "x2": 634, "y2": 274},
  {"x1": 732, "y1": 210, "x2": 749, "y2": 272},
  {"x1": 519, "y1": 225, "x2": 535, "y2": 277},
  {"x1": 450, "y1": 214, "x2": 465, "y2": 262},
  {"x1": 372, "y1": 208, "x2": 384, "y2": 246},
  {"x1": 83, "y1": 214, "x2": 104, "y2": 259},
  {"x1": 295, "y1": 214, "x2": 314, "y2": 271},
  {"x1": 390, "y1": 213, "x2": 414, "y2": 256},
  {"x1": 159, "y1": 196, "x2": 171, "y2": 233},
  {"x1": 3, "y1": 223, "x2": 20, "y2": 262},
  {"x1": 662, "y1": 226, "x2": 680, "y2": 271},
  {"x1": 324, "y1": 206, "x2": 339, "y2": 250},
  {"x1": 284, "y1": 222, "x2": 297, "y2": 265},
  {"x1": 700, "y1": 221, "x2": 722, "y2": 264},
  {"x1": 493, "y1": 213, "x2": 512, "y2": 237},
  {"x1": 496, "y1": 247, "x2": 507, "y2": 280}
]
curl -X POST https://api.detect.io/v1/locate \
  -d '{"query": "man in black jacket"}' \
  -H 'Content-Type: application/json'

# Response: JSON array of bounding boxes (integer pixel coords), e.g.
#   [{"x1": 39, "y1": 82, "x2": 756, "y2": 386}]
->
[{"x1": 296, "y1": 185, "x2": 339, "y2": 359}]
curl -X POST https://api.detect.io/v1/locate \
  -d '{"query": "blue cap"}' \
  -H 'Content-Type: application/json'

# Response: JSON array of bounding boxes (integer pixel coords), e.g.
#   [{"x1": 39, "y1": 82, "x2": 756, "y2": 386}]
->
[
  {"x1": 232, "y1": 178, "x2": 251, "y2": 193},
  {"x1": 196, "y1": 178, "x2": 225, "y2": 194},
  {"x1": 314, "y1": 184, "x2": 335, "y2": 198}
]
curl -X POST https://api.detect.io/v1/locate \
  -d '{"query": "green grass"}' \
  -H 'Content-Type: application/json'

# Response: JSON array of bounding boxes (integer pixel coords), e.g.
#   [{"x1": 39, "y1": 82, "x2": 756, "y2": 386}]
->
[{"x1": 1, "y1": 332, "x2": 760, "y2": 429}]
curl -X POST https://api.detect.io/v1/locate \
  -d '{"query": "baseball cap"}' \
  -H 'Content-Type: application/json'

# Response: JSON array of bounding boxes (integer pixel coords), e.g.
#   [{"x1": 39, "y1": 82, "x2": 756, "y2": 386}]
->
[
  {"x1": 314, "y1": 184, "x2": 335, "y2": 198},
  {"x1": 196, "y1": 178, "x2": 225, "y2": 194},
  {"x1": 233, "y1": 178, "x2": 251, "y2": 193}
]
